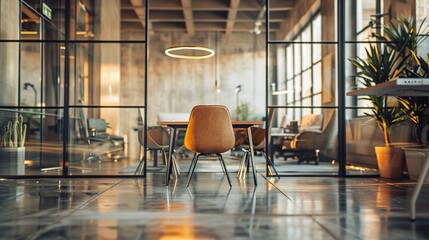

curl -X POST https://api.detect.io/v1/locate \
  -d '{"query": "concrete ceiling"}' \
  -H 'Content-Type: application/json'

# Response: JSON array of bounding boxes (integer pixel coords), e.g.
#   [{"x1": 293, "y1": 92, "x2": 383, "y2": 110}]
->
[{"x1": 120, "y1": 0, "x2": 297, "y2": 35}]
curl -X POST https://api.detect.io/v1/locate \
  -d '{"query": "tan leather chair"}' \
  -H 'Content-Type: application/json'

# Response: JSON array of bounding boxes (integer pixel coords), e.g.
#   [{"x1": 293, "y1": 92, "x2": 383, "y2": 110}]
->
[
  {"x1": 236, "y1": 108, "x2": 279, "y2": 179},
  {"x1": 184, "y1": 105, "x2": 235, "y2": 187},
  {"x1": 135, "y1": 108, "x2": 180, "y2": 176}
]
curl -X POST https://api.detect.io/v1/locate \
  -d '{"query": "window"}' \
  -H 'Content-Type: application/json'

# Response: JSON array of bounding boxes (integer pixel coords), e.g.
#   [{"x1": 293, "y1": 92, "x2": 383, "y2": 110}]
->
[{"x1": 285, "y1": 13, "x2": 323, "y2": 120}]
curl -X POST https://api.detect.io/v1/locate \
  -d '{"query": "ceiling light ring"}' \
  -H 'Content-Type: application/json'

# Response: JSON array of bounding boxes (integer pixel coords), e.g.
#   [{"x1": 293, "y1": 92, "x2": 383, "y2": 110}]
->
[{"x1": 165, "y1": 46, "x2": 215, "y2": 60}]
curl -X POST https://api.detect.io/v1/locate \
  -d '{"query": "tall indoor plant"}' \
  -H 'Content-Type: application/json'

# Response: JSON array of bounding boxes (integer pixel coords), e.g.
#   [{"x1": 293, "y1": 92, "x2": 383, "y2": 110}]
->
[
  {"x1": 375, "y1": 16, "x2": 429, "y2": 144},
  {"x1": 350, "y1": 45, "x2": 406, "y2": 145},
  {"x1": 374, "y1": 16, "x2": 429, "y2": 180},
  {"x1": 350, "y1": 16, "x2": 429, "y2": 178},
  {"x1": 350, "y1": 44, "x2": 407, "y2": 178},
  {"x1": 0, "y1": 115, "x2": 27, "y2": 175}
]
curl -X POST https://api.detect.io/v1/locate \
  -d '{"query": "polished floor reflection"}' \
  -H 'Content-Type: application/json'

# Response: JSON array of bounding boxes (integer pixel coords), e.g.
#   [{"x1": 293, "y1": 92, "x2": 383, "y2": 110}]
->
[{"x1": 0, "y1": 174, "x2": 428, "y2": 239}]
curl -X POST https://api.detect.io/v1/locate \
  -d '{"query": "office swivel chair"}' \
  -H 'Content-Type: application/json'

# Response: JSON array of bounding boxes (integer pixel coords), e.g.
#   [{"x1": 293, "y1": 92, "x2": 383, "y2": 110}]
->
[
  {"x1": 40, "y1": 100, "x2": 125, "y2": 172},
  {"x1": 76, "y1": 100, "x2": 125, "y2": 162}
]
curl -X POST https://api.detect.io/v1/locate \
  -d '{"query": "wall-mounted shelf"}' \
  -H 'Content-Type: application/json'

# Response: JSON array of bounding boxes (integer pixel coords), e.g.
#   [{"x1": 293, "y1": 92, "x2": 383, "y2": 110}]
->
[{"x1": 347, "y1": 78, "x2": 429, "y2": 96}]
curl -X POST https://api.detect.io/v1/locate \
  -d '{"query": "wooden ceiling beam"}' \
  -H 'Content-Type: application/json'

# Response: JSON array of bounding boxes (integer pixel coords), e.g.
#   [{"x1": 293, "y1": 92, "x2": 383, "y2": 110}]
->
[
  {"x1": 22, "y1": 5, "x2": 40, "y2": 22},
  {"x1": 149, "y1": 0, "x2": 183, "y2": 10},
  {"x1": 145, "y1": 1, "x2": 295, "y2": 11},
  {"x1": 181, "y1": 0, "x2": 195, "y2": 35},
  {"x1": 129, "y1": 0, "x2": 154, "y2": 35},
  {"x1": 268, "y1": 0, "x2": 295, "y2": 10},
  {"x1": 119, "y1": 0, "x2": 297, "y2": 35},
  {"x1": 226, "y1": 0, "x2": 240, "y2": 34}
]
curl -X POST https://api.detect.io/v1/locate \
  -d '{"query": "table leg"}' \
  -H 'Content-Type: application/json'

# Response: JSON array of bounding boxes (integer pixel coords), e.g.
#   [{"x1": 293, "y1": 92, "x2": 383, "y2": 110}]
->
[
  {"x1": 410, "y1": 152, "x2": 429, "y2": 221},
  {"x1": 166, "y1": 127, "x2": 177, "y2": 186},
  {"x1": 270, "y1": 136, "x2": 275, "y2": 165},
  {"x1": 153, "y1": 150, "x2": 158, "y2": 167},
  {"x1": 247, "y1": 127, "x2": 258, "y2": 186}
]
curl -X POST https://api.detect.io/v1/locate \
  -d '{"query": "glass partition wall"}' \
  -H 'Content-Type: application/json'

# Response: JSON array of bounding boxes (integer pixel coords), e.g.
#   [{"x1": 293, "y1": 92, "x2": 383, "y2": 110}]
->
[
  {"x1": 267, "y1": 0, "x2": 340, "y2": 176},
  {"x1": 1, "y1": 0, "x2": 428, "y2": 177},
  {"x1": 343, "y1": 0, "x2": 428, "y2": 176},
  {"x1": 268, "y1": 0, "x2": 427, "y2": 176},
  {"x1": 0, "y1": 0, "x2": 148, "y2": 176}
]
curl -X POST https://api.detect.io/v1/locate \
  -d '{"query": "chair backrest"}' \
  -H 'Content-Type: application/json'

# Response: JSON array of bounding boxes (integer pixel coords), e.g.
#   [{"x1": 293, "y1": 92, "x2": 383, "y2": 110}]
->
[
  {"x1": 300, "y1": 113, "x2": 324, "y2": 131},
  {"x1": 184, "y1": 105, "x2": 235, "y2": 154},
  {"x1": 138, "y1": 108, "x2": 169, "y2": 149},
  {"x1": 77, "y1": 99, "x2": 90, "y2": 142},
  {"x1": 88, "y1": 118, "x2": 108, "y2": 137},
  {"x1": 88, "y1": 118, "x2": 107, "y2": 132},
  {"x1": 266, "y1": 107, "x2": 275, "y2": 136},
  {"x1": 252, "y1": 108, "x2": 275, "y2": 149}
]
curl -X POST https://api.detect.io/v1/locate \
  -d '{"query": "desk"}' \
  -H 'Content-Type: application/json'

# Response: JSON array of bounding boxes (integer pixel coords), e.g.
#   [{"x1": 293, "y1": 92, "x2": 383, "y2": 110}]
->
[
  {"x1": 346, "y1": 78, "x2": 429, "y2": 96},
  {"x1": 157, "y1": 121, "x2": 264, "y2": 186}
]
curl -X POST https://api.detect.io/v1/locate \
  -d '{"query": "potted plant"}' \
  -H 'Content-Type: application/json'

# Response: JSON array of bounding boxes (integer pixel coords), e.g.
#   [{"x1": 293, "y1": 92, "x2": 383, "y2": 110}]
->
[
  {"x1": 237, "y1": 102, "x2": 250, "y2": 121},
  {"x1": 374, "y1": 16, "x2": 429, "y2": 143},
  {"x1": 350, "y1": 43, "x2": 408, "y2": 178},
  {"x1": 0, "y1": 115, "x2": 27, "y2": 175},
  {"x1": 374, "y1": 16, "x2": 429, "y2": 180}
]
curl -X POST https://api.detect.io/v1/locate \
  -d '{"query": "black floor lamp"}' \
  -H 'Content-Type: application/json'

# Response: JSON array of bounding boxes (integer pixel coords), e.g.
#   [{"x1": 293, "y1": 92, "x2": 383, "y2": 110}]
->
[
  {"x1": 24, "y1": 82, "x2": 37, "y2": 106},
  {"x1": 235, "y1": 84, "x2": 241, "y2": 119}
]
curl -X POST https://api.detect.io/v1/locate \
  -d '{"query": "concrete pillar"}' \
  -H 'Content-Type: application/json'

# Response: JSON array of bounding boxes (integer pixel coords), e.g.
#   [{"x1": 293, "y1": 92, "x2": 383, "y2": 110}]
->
[
  {"x1": 321, "y1": 0, "x2": 336, "y2": 105},
  {"x1": 345, "y1": 0, "x2": 358, "y2": 118},
  {"x1": 93, "y1": 0, "x2": 121, "y2": 135},
  {"x1": 0, "y1": 1, "x2": 20, "y2": 106}
]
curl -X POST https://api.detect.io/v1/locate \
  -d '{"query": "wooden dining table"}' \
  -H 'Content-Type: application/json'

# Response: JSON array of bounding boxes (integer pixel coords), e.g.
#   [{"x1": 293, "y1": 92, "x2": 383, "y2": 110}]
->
[{"x1": 157, "y1": 120, "x2": 264, "y2": 186}]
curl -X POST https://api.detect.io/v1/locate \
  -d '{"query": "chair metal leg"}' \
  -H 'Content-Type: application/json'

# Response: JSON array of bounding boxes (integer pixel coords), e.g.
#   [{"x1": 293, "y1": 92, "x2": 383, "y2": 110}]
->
[
  {"x1": 163, "y1": 150, "x2": 180, "y2": 178},
  {"x1": 249, "y1": 149, "x2": 257, "y2": 186},
  {"x1": 218, "y1": 154, "x2": 228, "y2": 174},
  {"x1": 134, "y1": 160, "x2": 145, "y2": 175},
  {"x1": 238, "y1": 151, "x2": 250, "y2": 179},
  {"x1": 263, "y1": 152, "x2": 280, "y2": 179},
  {"x1": 237, "y1": 154, "x2": 243, "y2": 178},
  {"x1": 187, "y1": 153, "x2": 197, "y2": 176},
  {"x1": 237, "y1": 154, "x2": 244, "y2": 178},
  {"x1": 172, "y1": 155, "x2": 181, "y2": 177},
  {"x1": 241, "y1": 152, "x2": 250, "y2": 179},
  {"x1": 134, "y1": 146, "x2": 145, "y2": 175},
  {"x1": 237, "y1": 151, "x2": 247, "y2": 178},
  {"x1": 187, "y1": 154, "x2": 200, "y2": 187},
  {"x1": 217, "y1": 153, "x2": 232, "y2": 188}
]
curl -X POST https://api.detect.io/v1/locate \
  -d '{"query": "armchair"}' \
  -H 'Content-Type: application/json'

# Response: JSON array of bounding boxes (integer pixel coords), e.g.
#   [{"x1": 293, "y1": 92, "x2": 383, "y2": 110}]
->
[{"x1": 282, "y1": 109, "x2": 336, "y2": 164}]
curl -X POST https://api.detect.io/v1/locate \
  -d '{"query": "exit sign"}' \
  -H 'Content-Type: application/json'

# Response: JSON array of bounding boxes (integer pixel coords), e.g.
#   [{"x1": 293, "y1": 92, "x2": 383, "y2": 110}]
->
[{"x1": 42, "y1": 3, "x2": 52, "y2": 20}]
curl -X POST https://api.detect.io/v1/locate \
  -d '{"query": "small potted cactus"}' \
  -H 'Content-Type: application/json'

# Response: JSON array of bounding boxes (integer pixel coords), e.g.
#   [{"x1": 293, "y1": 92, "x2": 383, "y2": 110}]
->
[{"x1": 0, "y1": 115, "x2": 27, "y2": 175}]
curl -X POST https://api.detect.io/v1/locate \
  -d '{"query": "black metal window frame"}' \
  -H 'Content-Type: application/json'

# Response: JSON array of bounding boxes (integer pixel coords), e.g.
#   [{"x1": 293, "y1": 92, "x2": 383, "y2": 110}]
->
[{"x1": 0, "y1": 0, "x2": 149, "y2": 178}]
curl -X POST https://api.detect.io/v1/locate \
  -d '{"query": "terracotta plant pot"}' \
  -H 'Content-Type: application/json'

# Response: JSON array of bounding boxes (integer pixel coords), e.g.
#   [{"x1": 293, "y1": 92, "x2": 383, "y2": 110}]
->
[{"x1": 375, "y1": 146, "x2": 405, "y2": 178}]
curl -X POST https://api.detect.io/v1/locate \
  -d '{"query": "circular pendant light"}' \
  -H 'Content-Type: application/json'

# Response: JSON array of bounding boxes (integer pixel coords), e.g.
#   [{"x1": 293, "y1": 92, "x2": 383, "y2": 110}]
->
[{"x1": 165, "y1": 46, "x2": 215, "y2": 60}]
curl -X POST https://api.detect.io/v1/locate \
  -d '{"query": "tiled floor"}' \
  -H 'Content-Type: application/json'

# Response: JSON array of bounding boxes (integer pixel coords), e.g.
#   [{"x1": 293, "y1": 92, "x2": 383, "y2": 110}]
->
[{"x1": 0, "y1": 172, "x2": 428, "y2": 239}]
